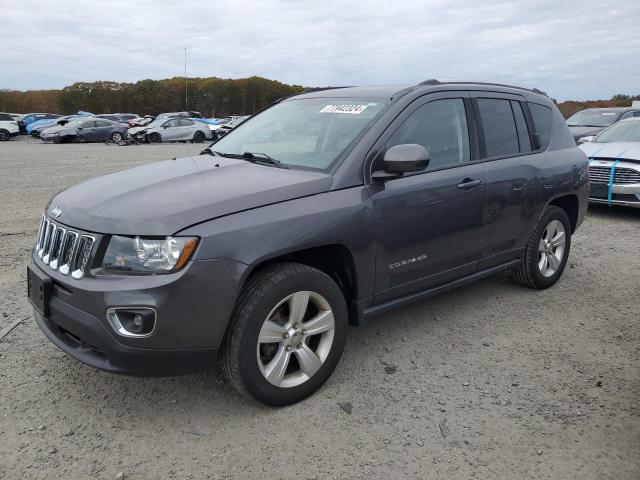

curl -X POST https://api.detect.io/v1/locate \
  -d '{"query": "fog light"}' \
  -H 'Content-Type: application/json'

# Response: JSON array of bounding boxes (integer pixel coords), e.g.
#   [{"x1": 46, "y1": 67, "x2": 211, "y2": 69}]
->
[{"x1": 106, "y1": 307, "x2": 156, "y2": 338}]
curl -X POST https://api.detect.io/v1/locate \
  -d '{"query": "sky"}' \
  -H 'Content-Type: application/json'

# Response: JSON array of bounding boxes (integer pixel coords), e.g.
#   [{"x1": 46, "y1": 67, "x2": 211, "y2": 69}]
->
[{"x1": 1, "y1": 0, "x2": 639, "y2": 101}]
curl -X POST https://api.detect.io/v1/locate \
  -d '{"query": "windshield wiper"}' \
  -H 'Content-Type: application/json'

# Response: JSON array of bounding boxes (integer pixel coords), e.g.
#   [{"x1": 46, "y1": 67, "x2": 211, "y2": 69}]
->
[
  {"x1": 200, "y1": 146, "x2": 218, "y2": 156},
  {"x1": 211, "y1": 151, "x2": 288, "y2": 169},
  {"x1": 242, "y1": 152, "x2": 288, "y2": 169}
]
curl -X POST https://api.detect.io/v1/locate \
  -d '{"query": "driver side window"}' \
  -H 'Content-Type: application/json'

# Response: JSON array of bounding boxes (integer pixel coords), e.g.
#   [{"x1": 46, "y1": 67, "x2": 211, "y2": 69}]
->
[
  {"x1": 164, "y1": 119, "x2": 180, "y2": 128},
  {"x1": 387, "y1": 98, "x2": 470, "y2": 170}
]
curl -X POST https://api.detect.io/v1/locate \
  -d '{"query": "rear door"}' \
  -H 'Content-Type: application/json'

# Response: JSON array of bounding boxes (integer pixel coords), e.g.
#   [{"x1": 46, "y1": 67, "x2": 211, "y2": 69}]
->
[
  {"x1": 179, "y1": 118, "x2": 196, "y2": 140},
  {"x1": 93, "y1": 120, "x2": 115, "y2": 141},
  {"x1": 370, "y1": 92, "x2": 488, "y2": 302},
  {"x1": 471, "y1": 92, "x2": 551, "y2": 269}
]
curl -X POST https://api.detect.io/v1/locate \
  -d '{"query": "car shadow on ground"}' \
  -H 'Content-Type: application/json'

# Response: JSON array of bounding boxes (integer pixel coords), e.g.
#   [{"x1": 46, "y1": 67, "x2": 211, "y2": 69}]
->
[
  {"x1": 587, "y1": 203, "x2": 640, "y2": 221},
  {"x1": 46, "y1": 271, "x2": 519, "y2": 417}
]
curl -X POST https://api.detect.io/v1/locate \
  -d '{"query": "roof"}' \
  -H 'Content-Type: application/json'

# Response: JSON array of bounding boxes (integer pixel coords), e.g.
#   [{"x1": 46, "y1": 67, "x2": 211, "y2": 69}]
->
[{"x1": 290, "y1": 79, "x2": 548, "y2": 102}]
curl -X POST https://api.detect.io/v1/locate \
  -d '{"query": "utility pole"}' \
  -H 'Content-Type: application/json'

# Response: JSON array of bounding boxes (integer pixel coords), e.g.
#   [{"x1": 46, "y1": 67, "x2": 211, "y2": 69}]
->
[{"x1": 184, "y1": 48, "x2": 188, "y2": 110}]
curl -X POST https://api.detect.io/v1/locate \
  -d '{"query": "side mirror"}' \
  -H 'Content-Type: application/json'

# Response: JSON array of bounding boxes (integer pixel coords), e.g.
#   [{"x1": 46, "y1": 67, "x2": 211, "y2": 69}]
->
[
  {"x1": 577, "y1": 135, "x2": 594, "y2": 144},
  {"x1": 372, "y1": 144, "x2": 430, "y2": 180}
]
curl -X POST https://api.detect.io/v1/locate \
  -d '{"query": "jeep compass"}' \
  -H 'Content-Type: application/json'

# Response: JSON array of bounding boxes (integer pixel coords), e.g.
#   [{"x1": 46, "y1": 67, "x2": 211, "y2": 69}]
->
[{"x1": 28, "y1": 80, "x2": 589, "y2": 406}]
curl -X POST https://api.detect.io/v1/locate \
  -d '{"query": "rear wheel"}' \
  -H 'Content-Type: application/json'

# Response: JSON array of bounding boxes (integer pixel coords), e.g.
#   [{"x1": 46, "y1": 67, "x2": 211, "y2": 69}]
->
[
  {"x1": 193, "y1": 130, "x2": 206, "y2": 143},
  {"x1": 0, "y1": 129, "x2": 9, "y2": 141},
  {"x1": 221, "y1": 263, "x2": 347, "y2": 406},
  {"x1": 512, "y1": 206, "x2": 571, "y2": 289},
  {"x1": 148, "y1": 132, "x2": 161, "y2": 143},
  {"x1": 111, "y1": 131, "x2": 123, "y2": 142}
]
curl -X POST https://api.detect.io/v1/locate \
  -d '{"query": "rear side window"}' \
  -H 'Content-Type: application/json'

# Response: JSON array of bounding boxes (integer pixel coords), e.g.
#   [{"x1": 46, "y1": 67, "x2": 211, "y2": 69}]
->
[
  {"x1": 511, "y1": 101, "x2": 531, "y2": 153},
  {"x1": 528, "y1": 103, "x2": 552, "y2": 150},
  {"x1": 0, "y1": 113, "x2": 13, "y2": 121},
  {"x1": 477, "y1": 98, "x2": 520, "y2": 158},
  {"x1": 387, "y1": 98, "x2": 470, "y2": 170}
]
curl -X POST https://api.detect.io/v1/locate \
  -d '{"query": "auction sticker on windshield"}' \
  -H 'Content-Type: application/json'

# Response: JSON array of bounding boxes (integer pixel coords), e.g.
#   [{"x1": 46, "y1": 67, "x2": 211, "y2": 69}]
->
[{"x1": 320, "y1": 104, "x2": 368, "y2": 114}]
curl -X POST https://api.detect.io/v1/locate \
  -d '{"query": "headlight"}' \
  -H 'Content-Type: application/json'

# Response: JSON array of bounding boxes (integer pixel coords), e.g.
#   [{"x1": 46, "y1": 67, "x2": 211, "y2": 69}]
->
[{"x1": 101, "y1": 236, "x2": 198, "y2": 274}]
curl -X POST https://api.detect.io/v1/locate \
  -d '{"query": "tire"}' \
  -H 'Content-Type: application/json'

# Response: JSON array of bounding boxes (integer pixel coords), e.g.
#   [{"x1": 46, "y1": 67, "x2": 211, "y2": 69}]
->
[
  {"x1": 221, "y1": 263, "x2": 348, "y2": 406},
  {"x1": 148, "y1": 132, "x2": 161, "y2": 143},
  {"x1": 512, "y1": 206, "x2": 571, "y2": 289},
  {"x1": 0, "y1": 129, "x2": 9, "y2": 141},
  {"x1": 193, "y1": 130, "x2": 206, "y2": 143},
  {"x1": 111, "y1": 131, "x2": 123, "y2": 142}
]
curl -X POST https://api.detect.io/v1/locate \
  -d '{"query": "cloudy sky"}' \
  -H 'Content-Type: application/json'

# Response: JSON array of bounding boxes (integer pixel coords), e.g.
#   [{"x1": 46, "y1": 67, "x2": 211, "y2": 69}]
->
[{"x1": 1, "y1": 0, "x2": 639, "y2": 100}]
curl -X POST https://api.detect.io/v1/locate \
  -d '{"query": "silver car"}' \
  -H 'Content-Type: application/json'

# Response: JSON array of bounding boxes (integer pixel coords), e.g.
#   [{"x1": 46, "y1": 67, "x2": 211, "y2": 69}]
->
[
  {"x1": 579, "y1": 117, "x2": 640, "y2": 208},
  {"x1": 127, "y1": 117, "x2": 210, "y2": 143}
]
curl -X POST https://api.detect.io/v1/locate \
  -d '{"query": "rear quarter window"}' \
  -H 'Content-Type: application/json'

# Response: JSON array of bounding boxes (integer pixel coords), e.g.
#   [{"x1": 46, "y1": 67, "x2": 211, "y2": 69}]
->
[{"x1": 528, "y1": 103, "x2": 552, "y2": 150}]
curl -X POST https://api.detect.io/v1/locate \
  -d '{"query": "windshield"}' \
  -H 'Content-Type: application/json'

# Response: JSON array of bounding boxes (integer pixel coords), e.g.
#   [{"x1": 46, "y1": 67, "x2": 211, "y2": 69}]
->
[
  {"x1": 567, "y1": 110, "x2": 620, "y2": 127},
  {"x1": 594, "y1": 121, "x2": 640, "y2": 143},
  {"x1": 211, "y1": 98, "x2": 389, "y2": 171}
]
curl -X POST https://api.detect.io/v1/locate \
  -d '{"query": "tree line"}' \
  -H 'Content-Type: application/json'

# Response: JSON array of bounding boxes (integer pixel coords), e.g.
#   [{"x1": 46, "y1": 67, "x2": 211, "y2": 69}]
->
[
  {"x1": 0, "y1": 76, "x2": 305, "y2": 117},
  {"x1": 0, "y1": 76, "x2": 638, "y2": 119}
]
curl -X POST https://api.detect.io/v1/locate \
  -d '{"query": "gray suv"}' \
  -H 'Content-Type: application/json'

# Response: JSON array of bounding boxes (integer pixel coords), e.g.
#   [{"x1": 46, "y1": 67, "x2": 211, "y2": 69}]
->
[{"x1": 28, "y1": 80, "x2": 589, "y2": 406}]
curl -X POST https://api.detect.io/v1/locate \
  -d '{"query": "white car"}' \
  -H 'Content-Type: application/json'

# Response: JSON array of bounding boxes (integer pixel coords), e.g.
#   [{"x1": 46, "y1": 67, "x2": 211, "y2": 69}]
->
[
  {"x1": 0, "y1": 112, "x2": 20, "y2": 140},
  {"x1": 127, "y1": 117, "x2": 211, "y2": 143},
  {"x1": 579, "y1": 117, "x2": 640, "y2": 208}
]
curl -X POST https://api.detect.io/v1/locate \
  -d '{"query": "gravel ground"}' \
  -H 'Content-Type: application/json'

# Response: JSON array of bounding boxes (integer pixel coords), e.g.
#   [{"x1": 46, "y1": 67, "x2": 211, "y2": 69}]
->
[{"x1": 1, "y1": 136, "x2": 638, "y2": 479}]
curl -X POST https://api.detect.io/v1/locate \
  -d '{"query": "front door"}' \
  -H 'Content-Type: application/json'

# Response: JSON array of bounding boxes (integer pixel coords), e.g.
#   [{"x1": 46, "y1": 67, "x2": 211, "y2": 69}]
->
[{"x1": 370, "y1": 93, "x2": 487, "y2": 303}]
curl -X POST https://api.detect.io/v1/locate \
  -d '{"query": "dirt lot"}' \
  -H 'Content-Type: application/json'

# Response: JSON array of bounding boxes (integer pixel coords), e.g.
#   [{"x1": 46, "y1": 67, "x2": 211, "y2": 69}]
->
[{"x1": 0, "y1": 136, "x2": 638, "y2": 479}]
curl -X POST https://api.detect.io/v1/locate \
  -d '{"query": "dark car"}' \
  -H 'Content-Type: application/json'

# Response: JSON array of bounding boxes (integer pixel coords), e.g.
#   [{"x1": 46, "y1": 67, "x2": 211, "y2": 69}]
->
[
  {"x1": 18, "y1": 113, "x2": 61, "y2": 133},
  {"x1": 567, "y1": 107, "x2": 640, "y2": 143},
  {"x1": 28, "y1": 80, "x2": 588, "y2": 406},
  {"x1": 41, "y1": 118, "x2": 129, "y2": 143}
]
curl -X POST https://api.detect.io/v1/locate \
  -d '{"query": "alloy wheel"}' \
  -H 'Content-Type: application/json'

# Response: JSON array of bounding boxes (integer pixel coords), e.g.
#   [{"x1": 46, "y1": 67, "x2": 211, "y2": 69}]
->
[
  {"x1": 538, "y1": 219, "x2": 566, "y2": 277},
  {"x1": 257, "y1": 291, "x2": 335, "y2": 388}
]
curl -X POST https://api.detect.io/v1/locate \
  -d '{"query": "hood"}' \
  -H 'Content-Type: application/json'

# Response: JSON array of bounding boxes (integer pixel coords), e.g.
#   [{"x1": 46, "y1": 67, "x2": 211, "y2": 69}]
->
[
  {"x1": 128, "y1": 125, "x2": 152, "y2": 135},
  {"x1": 42, "y1": 124, "x2": 75, "y2": 135},
  {"x1": 569, "y1": 126, "x2": 605, "y2": 138},
  {"x1": 579, "y1": 142, "x2": 640, "y2": 162},
  {"x1": 47, "y1": 155, "x2": 333, "y2": 235}
]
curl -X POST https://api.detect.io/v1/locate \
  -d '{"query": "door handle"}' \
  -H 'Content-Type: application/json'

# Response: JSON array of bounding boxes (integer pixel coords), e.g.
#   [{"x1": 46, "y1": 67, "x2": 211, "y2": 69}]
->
[{"x1": 457, "y1": 178, "x2": 481, "y2": 190}]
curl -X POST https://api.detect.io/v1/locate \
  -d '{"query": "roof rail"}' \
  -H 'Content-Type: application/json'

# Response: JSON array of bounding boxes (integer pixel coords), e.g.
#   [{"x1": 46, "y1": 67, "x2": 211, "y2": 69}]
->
[
  {"x1": 415, "y1": 80, "x2": 547, "y2": 97},
  {"x1": 417, "y1": 79, "x2": 441, "y2": 86}
]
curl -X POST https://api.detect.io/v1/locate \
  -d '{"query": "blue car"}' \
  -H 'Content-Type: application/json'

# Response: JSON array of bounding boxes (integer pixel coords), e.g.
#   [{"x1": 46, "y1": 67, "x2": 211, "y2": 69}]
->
[
  {"x1": 18, "y1": 113, "x2": 60, "y2": 134},
  {"x1": 28, "y1": 111, "x2": 93, "y2": 136}
]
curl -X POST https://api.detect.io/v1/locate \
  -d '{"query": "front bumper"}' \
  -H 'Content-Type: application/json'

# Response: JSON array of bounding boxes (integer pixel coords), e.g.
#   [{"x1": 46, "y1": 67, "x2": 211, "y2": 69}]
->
[
  {"x1": 29, "y1": 255, "x2": 249, "y2": 375},
  {"x1": 588, "y1": 159, "x2": 640, "y2": 208}
]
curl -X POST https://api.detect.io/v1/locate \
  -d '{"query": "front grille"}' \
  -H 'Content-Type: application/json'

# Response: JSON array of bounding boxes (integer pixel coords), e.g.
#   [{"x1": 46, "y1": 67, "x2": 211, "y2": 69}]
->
[
  {"x1": 35, "y1": 216, "x2": 95, "y2": 279},
  {"x1": 589, "y1": 165, "x2": 640, "y2": 185}
]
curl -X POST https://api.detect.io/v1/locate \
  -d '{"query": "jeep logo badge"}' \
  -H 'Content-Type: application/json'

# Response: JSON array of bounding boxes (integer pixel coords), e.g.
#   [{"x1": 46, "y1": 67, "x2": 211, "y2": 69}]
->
[{"x1": 50, "y1": 206, "x2": 63, "y2": 218}]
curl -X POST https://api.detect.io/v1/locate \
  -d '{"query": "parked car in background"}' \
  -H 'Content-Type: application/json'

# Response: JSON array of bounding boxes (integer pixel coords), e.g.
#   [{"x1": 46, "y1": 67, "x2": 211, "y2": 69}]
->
[
  {"x1": 567, "y1": 107, "x2": 640, "y2": 144},
  {"x1": 157, "y1": 111, "x2": 204, "y2": 119},
  {"x1": 29, "y1": 81, "x2": 588, "y2": 406},
  {"x1": 127, "y1": 117, "x2": 210, "y2": 143},
  {"x1": 95, "y1": 114, "x2": 137, "y2": 124},
  {"x1": 28, "y1": 112, "x2": 93, "y2": 136},
  {"x1": 0, "y1": 112, "x2": 20, "y2": 140},
  {"x1": 213, "y1": 115, "x2": 249, "y2": 138},
  {"x1": 579, "y1": 117, "x2": 640, "y2": 208},
  {"x1": 41, "y1": 118, "x2": 129, "y2": 143},
  {"x1": 128, "y1": 115, "x2": 154, "y2": 127},
  {"x1": 18, "y1": 113, "x2": 60, "y2": 133}
]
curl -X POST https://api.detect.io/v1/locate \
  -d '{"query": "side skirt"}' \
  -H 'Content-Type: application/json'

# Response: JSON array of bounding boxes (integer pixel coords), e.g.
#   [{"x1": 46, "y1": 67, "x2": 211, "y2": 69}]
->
[{"x1": 359, "y1": 259, "x2": 521, "y2": 322}]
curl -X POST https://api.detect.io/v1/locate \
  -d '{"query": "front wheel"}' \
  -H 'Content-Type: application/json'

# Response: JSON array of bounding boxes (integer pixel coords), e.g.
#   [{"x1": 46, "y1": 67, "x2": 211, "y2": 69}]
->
[
  {"x1": 0, "y1": 129, "x2": 11, "y2": 141},
  {"x1": 512, "y1": 206, "x2": 571, "y2": 289},
  {"x1": 148, "y1": 132, "x2": 161, "y2": 143},
  {"x1": 221, "y1": 263, "x2": 348, "y2": 406}
]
